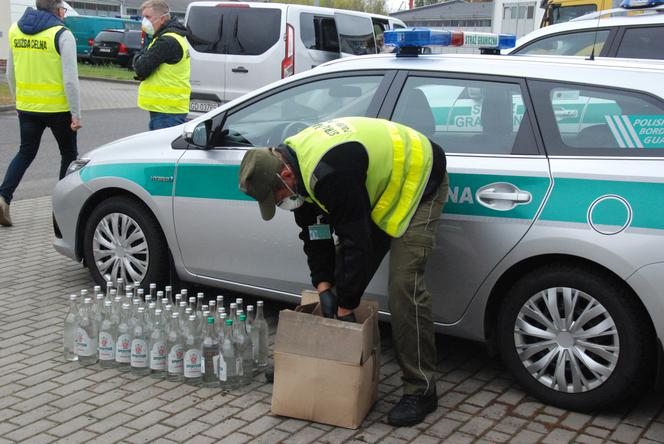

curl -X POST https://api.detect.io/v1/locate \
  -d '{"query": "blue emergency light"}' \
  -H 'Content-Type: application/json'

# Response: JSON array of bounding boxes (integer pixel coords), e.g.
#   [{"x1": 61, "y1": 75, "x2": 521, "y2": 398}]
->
[
  {"x1": 620, "y1": 0, "x2": 664, "y2": 8},
  {"x1": 383, "y1": 28, "x2": 516, "y2": 56}
]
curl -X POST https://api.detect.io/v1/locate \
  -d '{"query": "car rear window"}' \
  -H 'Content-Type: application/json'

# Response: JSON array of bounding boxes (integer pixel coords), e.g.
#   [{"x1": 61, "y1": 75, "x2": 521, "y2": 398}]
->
[
  {"x1": 300, "y1": 13, "x2": 339, "y2": 53},
  {"x1": 95, "y1": 31, "x2": 123, "y2": 43},
  {"x1": 124, "y1": 31, "x2": 143, "y2": 48},
  {"x1": 187, "y1": 6, "x2": 281, "y2": 55},
  {"x1": 616, "y1": 26, "x2": 664, "y2": 60}
]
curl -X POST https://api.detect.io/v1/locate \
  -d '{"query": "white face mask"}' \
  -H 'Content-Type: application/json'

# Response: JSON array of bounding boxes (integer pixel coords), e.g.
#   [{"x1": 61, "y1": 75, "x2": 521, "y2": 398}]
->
[
  {"x1": 276, "y1": 173, "x2": 305, "y2": 211},
  {"x1": 141, "y1": 17, "x2": 155, "y2": 36}
]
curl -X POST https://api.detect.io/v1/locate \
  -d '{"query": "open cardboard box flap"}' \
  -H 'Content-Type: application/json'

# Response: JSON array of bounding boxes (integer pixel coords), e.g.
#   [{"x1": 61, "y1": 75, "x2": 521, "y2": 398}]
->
[{"x1": 274, "y1": 294, "x2": 378, "y2": 365}]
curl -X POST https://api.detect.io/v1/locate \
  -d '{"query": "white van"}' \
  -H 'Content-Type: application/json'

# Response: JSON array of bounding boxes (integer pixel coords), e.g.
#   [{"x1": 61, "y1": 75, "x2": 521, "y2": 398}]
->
[{"x1": 184, "y1": 1, "x2": 405, "y2": 115}]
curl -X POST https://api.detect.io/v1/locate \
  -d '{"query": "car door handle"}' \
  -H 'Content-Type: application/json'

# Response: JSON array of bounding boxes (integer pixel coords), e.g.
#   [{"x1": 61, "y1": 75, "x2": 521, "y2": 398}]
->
[
  {"x1": 232, "y1": 66, "x2": 248, "y2": 73},
  {"x1": 476, "y1": 182, "x2": 532, "y2": 211}
]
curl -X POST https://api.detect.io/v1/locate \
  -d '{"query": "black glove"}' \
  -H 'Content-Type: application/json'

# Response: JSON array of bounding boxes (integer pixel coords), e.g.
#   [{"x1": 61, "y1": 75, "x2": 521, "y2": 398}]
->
[{"x1": 319, "y1": 289, "x2": 337, "y2": 319}]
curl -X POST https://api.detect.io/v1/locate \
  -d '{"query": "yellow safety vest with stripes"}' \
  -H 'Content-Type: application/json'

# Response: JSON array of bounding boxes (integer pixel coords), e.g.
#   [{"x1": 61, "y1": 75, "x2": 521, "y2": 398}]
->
[
  {"x1": 285, "y1": 117, "x2": 434, "y2": 238},
  {"x1": 9, "y1": 23, "x2": 69, "y2": 113},
  {"x1": 137, "y1": 32, "x2": 191, "y2": 114}
]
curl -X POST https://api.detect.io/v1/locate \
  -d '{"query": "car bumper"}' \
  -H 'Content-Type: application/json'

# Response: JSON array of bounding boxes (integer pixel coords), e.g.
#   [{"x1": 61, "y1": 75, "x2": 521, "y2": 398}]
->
[{"x1": 52, "y1": 171, "x2": 91, "y2": 261}]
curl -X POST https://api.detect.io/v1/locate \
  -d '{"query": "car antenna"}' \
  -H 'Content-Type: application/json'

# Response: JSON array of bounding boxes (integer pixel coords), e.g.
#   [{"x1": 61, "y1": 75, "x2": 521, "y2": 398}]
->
[{"x1": 587, "y1": 6, "x2": 604, "y2": 61}]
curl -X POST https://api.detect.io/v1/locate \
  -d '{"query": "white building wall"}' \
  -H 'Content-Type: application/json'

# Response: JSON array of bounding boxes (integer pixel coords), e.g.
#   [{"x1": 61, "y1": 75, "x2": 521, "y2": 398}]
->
[{"x1": 492, "y1": 0, "x2": 545, "y2": 37}]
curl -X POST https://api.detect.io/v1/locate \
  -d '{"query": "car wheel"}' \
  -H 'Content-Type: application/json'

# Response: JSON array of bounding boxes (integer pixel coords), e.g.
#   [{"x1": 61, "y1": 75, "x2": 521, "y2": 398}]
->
[
  {"x1": 497, "y1": 264, "x2": 653, "y2": 410},
  {"x1": 83, "y1": 196, "x2": 170, "y2": 288}
]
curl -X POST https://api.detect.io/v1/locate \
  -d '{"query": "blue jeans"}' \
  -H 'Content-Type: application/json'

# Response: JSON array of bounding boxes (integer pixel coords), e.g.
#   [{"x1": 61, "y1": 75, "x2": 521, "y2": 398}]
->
[
  {"x1": 149, "y1": 112, "x2": 187, "y2": 131},
  {"x1": 0, "y1": 111, "x2": 78, "y2": 204}
]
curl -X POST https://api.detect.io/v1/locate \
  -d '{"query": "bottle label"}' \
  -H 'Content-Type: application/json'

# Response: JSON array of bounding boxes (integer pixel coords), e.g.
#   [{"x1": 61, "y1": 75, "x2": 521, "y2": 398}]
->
[
  {"x1": 212, "y1": 355, "x2": 219, "y2": 377},
  {"x1": 116, "y1": 334, "x2": 131, "y2": 363},
  {"x1": 184, "y1": 349, "x2": 202, "y2": 378},
  {"x1": 75, "y1": 327, "x2": 96, "y2": 357},
  {"x1": 131, "y1": 339, "x2": 148, "y2": 367},
  {"x1": 218, "y1": 356, "x2": 227, "y2": 381},
  {"x1": 99, "y1": 332, "x2": 115, "y2": 360},
  {"x1": 150, "y1": 341, "x2": 166, "y2": 370},
  {"x1": 236, "y1": 357, "x2": 243, "y2": 376},
  {"x1": 168, "y1": 344, "x2": 183, "y2": 373}
]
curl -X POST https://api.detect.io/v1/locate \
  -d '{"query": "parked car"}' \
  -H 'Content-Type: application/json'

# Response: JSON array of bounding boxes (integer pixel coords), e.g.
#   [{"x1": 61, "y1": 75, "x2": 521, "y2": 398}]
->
[
  {"x1": 64, "y1": 15, "x2": 141, "y2": 62},
  {"x1": 90, "y1": 29, "x2": 145, "y2": 68},
  {"x1": 185, "y1": 1, "x2": 405, "y2": 116},
  {"x1": 53, "y1": 29, "x2": 664, "y2": 411},
  {"x1": 507, "y1": 2, "x2": 664, "y2": 58}
]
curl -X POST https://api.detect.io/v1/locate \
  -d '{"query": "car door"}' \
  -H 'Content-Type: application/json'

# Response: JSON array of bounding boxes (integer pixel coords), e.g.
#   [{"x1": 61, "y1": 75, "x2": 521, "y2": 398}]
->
[
  {"x1": 378, "y1": 72, "x2": 552, "y2": 324},
  {"x1": 224, "y1": 5, "x2": 285, "y2": 102},
  {"x1": 172, "y1": 72, "x2": 394, "y2": 294}
]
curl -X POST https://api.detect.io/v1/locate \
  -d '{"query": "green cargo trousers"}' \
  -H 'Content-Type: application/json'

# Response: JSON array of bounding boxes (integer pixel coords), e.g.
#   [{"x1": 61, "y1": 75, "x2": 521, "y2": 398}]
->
[{"x1": 388, "y1": 173, "x2": 449, "y2": 395}]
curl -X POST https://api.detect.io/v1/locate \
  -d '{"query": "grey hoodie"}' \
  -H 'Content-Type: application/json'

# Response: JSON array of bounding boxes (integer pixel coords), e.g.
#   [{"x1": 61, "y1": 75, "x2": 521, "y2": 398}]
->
[{"x1": 7, "y1": 7, "x2": 80, "y2": 119}]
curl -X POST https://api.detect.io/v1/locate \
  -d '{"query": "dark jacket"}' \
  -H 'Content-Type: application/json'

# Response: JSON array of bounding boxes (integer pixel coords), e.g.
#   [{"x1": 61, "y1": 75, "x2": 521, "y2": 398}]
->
[
  {"x1": 133, "y1": 17, "x2": 188, "y2": 81},
  {"x1": 17, "y1": 7, "x2": 66, "y2": 53},
  {"x1": 280, "y1": 140, "x2": 446, "y2": 310}
]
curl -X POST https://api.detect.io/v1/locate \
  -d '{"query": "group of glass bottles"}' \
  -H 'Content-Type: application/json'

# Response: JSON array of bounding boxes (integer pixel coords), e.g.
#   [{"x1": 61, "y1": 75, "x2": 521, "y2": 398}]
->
[{"x1": 63, "y1": 278, "x2": 269, "y2": 389}]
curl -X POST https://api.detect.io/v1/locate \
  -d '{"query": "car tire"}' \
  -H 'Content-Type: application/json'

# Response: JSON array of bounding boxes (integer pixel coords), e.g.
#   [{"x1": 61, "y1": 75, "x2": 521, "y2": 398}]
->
[
  {"x1": 497, "y1": 263, "x2": 654, "y2": 411},
  {"x1": 83, "y1": 196, "x2": 170, "y2": 289}
]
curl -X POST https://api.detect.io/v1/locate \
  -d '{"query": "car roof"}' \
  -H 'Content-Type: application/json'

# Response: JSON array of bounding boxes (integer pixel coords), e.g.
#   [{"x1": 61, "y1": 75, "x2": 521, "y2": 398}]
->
[{"x1": 510, "y1": 8, "x2": 664, "y2": 51}]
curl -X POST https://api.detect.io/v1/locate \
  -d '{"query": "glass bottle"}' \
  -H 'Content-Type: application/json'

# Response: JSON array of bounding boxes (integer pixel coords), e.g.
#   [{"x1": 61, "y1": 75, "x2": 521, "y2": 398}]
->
[
  {"x1": 216, "y1": 295, "x2": 224, "y2": 310},
  {"x1": 196, "y1": 292, "x2": 205, "y2": 316},
  {"x1": 183, "y1": 314, "x2": 202, "y2": 385},
  {"x1": 149, "y1": 308, "x2": 167, "y2": 379},
  {"x1": 149, "y1": 283, "x2": 157, "y2": 303},
  {"x1": 156, "y1": 290, "x2": 164, "y2": 311},
  {"x1": 165, "y1": 286, "x2": 173, "y2": 306},
  {"x1": 237, "y1": 312, "x2": 254, "y2": 385},
  {"x1": 167, "y1": 312, "x2": 184, "y2": 382},
  {"x1": 99, "y1": 300, "x2": 117, "y2": 368},
  {"x1": 202, "y1": 316, "x2": 218, "y2": 388},
  {"x1": 115, "y1": 303, "x2": 132, "y2": 372},
  {"x1": 131, "y1": 307, "x2": 149, "y2": 375},
  {"x1": 105, "y1": 280, "x2": 114, "y2": 304},
  {"x1": 251, "y1": 301, "x2": 269, "y2": 371},
  {"x1": 136, "y1": 288, "x2": 145, "y2": 308},
  {"x1": 63, "y1": 294, "x2": 78, "y2": 361},
  {"x1": 235, "y1": 298, "x2": 243, "y2": 313},
  {"x1": 76, "y1": 297, "x2": 98, "y2": 366},
  {"x1": 219, "y1": 317, "x2": 238, "y2": 390},
  {"x1": 116, "y1": 278, "x2": 125, "y2": 298},
  {"x1": 94, "y1": 293, "x2": 105, "y2": 326},
  {"x1": 229, "y1": 302, "x2": 237, "y2": 324}
]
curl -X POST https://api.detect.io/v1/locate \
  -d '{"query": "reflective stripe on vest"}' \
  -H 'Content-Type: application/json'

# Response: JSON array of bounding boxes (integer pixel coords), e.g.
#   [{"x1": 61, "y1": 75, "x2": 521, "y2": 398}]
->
[
  {"x1": 9, "y1": 23, "x2": 69, "y2": 113},
  {"x1": 137, "y1": 32, "x2": 191, "y2": 114},
  {"x1": 285, "y1": 117, "x2": 433, "y2": 238}
]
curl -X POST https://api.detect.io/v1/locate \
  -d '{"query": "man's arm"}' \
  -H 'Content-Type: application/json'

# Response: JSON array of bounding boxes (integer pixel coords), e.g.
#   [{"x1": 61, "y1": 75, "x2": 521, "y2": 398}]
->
[
  {"x1": 294, "y1": 202, "x2": 337, "y2": 290},
  {"x1": 133, "y1": 35, "x2": 183, "y2": 81},
  {"x1": 6, "y1": 49, "x2": 15, "y2": 98},
  {"x1": 59, "y1": 29, "x2": 81, "y2": 129}
]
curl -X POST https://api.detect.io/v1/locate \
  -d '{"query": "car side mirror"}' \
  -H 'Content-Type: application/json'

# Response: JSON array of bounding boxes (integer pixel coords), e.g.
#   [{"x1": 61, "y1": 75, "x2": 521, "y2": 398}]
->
[{"x1": 183, "y1": 120, "x2": 210, "y2": 148}]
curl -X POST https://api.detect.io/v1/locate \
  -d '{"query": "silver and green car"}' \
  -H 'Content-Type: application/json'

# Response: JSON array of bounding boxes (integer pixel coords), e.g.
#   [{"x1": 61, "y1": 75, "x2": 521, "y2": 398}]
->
[{"x1": 53, "y1": 51, "x2": 664, "y2": 411}]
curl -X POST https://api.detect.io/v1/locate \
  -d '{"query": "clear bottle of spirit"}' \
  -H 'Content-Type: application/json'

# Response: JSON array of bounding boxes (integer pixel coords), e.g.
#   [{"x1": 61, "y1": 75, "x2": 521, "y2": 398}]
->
[
  {"x1": 183, "y1": 314, "x2": 202, "y2": 385},
  {"x1": 149, "y1": 308, "x2": 167, "y2": 379},
  {"x1": 149, "y1": 283, "x2": 157, "y2": 303},
  {"x1": 237, "y1": 312, "x2": 254, "y2": 385},
  {"x1": 99, "y1": 300, "x2": 117, "y2": 368},
  {"x1": 130, "y1": 307, "x2": 150, "y2": 375},
  {"x1": 219, "y1": 317, "x2": 238, "y2": 390},
  {"x1": 77, "y1": 297, "x2": 98, "y2": 366},
  {"x1": 63, "y1": 294, "x2": 78, "y2": 361},
  {"x1": 167, "y1": 312, "x2": 184, "y2": 382},
  {"x1": 202, "y1": 316, "x2": 218, "y2": 388},
  {"x1": 116, "y1": 278, "x2": 125, "y2": 298},
  {"x1": 216, "y1": 295, "x2": 224, "y2": 310},
  {"x1": 115, "y1": 303, "x2": 132, "y2": 371},
  {"x1": 254, "y1": 301, "x2": 269, "y2": 371},
  {"x1": 165, "y1": 286, "x2": 173, "y2": 306},
  {"x1": 105, "y1": 280, "x2": 114, "y2": 304},
  {"x1": 235, "y1": 298, "x2": 243, "y2": 313}
]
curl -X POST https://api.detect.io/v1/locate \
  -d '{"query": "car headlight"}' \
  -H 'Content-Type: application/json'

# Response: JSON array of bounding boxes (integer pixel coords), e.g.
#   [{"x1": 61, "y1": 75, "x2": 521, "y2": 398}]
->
[{"x1": 65, "y1": 158, "x2": 91, "y2": 176}]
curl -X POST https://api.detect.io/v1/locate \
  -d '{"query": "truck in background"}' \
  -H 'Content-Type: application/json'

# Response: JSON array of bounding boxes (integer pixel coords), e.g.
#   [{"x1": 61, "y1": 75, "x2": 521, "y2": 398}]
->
[{"x1": 64, "y1": 15, "x2": 141, "y2": 62}]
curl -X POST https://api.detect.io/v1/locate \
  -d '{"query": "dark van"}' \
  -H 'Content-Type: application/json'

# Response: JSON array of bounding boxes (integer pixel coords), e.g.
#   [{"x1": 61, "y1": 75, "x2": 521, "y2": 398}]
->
[{"x1": 64, "y1": 15, "x2": 141, "y2": 61}]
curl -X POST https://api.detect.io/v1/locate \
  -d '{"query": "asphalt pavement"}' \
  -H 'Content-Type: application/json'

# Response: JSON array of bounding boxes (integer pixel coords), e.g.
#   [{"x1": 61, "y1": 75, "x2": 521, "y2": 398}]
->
[{"x1": 0, "y1": 79, "x2": 147, "y2": 201}]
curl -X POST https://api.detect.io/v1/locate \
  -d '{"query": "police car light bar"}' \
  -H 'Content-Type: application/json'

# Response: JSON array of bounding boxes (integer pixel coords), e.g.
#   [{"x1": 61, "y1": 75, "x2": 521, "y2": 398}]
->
[
  {"x1": 620, "y1": 0, "x2": 664, "y2": 8},
  {"x1": 384, "y1": 28, "x2": 516, "y2": 56}
]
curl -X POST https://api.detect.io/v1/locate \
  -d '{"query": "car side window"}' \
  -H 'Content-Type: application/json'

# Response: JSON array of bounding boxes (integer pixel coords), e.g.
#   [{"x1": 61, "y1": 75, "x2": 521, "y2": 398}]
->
[
  {"x1": 616, "y1": 26, "x2": 664, "y2": 60},
  {"x1": 211, "y1": 75, "x2": 384, "y2": 148},
  {"x1": 530, "y1": 80, "x2": 664, "y2": 155},
  {"x1": 390, "y1": 76, "x2": 538, "y2": 155},
  {"x1": 300, "y1": 13, "x2": 339, "y2": 53},
  {"x1": 514, "y1": 29, "x2": 610, "y2": 56}
]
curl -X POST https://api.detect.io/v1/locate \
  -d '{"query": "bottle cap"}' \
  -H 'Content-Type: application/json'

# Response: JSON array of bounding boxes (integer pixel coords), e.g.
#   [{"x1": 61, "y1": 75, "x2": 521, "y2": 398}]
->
[
  {"x1": 247, "y1": 305, "x2": 254, "y2": 312},
  {"x1": 81, "y1": 289, "x2": 88, "y2": 295},
  {"x1": 172, "y1": 312, "x2": 179, "y2": 318},
  {"x1": 138, "y1": 307, "x2": 145, "y2": 313},
  {"x1": 149, "y1": 302, "x2": 156, "y2": 308},
  {"x1": 137, "y1": 288, "x2": 144, "y2": 296},
  {"x1": 257, "y1": 300, "x2": 264, "y2": 306},
  {"x1": 155, "y1": 309, "x2": 162, "y2": 315},
  {"x1": 226, "y1": 319, "x2": 233, "y2": 325},
  {"x1": 240, "y1": 314, "x2": 246, "y2": 321},
  {"x1": 189, "y1": 314, "x2": 196, "y2": 321},
  {"x1": 84, "y1": 297, "x2": 92, "y2": 304},
  {"x1": 157, "y1": 291, "x2": 164, "y2": 297},
  {"x1": 207, "y1": 317, "x2": 214, "y2": 324},
  {"x1": 197, "y1": 292, "x2": 204, "y2": 298},
  {"x1": 150, "y1": 283, "x2": 156, "y2": 289},
  {"x1": 181, "y1": 289, "x2": 188, "y2": 296},
  {"x1": 180, "y1": 301, "x2": 187, "y2": 308},
  {"x1": 69, "y1": 294, "x2": 77, "y2": 300},
  {"x1": 122, "y1": 303, "x2": 130, "y2": 309},
  {"x1": 104, "y1": 300, "x2": 112, "y2": 307},
  {"x1": 165, "y1": 286, "x2": 172, "y2": 291},
  {"x1": 96, "y1": 293, "x2": 104, "y2": 299}
]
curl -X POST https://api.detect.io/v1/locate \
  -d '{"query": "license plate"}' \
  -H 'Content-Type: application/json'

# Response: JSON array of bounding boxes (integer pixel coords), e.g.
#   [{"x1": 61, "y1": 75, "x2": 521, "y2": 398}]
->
[
  {"x1": 189, "y1": 100, "x2": 220, "y2": 113},
  {"x1": 99, "y1": 48, "x2": 111, "y2": 53}
]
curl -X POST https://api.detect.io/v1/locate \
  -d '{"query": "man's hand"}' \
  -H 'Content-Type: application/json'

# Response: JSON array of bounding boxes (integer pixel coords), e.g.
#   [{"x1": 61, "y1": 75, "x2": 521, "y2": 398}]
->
[
  {"x1": 319, "y1": 288, "x2": 337, "y2": 319},
  {"x1": 70, "y1": 117, "x2": 82, "y2": 131}
]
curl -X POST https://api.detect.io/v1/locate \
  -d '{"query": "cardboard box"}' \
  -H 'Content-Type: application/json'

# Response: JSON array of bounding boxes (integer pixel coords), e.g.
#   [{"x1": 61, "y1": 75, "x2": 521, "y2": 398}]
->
[{"x1": 271, "y1": 293, "x2": 380, "y2": 429}]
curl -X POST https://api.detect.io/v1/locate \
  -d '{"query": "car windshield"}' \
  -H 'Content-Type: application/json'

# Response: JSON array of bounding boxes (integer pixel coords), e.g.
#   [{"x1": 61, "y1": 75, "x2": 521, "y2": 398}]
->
[{"x1": 95, "y1": 31, "x2": 124, "y2": 43}]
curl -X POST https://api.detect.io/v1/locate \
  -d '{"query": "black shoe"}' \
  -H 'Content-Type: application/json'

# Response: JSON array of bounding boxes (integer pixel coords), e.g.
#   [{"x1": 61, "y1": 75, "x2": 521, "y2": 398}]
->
[
  {"x1": 387, "y1": 389, "x2": 438, "y2": 427},
  {"x1": 336, "y1": 312, "x2": 357, "y2": 323}
]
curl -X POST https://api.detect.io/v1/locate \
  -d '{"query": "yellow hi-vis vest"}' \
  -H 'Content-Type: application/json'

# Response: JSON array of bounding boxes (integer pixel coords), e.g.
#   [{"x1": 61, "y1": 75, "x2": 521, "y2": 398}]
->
[
  {"x1": 9, "y1": 23, "x2": 69, "y2": 113},
  {"x1": 284, "y1": 117, "x2": 434, "y2": 238},
  {"x1": 137, "y1": 32, "x2": 191, "y2": 114}
]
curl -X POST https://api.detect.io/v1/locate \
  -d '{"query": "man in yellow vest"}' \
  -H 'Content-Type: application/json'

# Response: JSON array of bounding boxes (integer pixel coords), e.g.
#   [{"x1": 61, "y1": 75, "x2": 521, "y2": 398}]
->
[
  {"x1": 133, "y1": 0, "x2": 190, "y2": 130},
  {"x1": 0, "y1": 0, "x2": 81, "y2": 227},
  {"x1": 239, "y1": 117, "x2": 449, "y2": 426}
]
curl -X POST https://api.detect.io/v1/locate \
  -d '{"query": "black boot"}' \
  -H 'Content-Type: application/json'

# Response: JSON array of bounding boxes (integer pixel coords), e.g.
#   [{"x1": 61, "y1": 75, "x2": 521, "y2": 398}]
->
[{"x1": 387, "y1": 388, "x2": 438, "y2": 427}]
